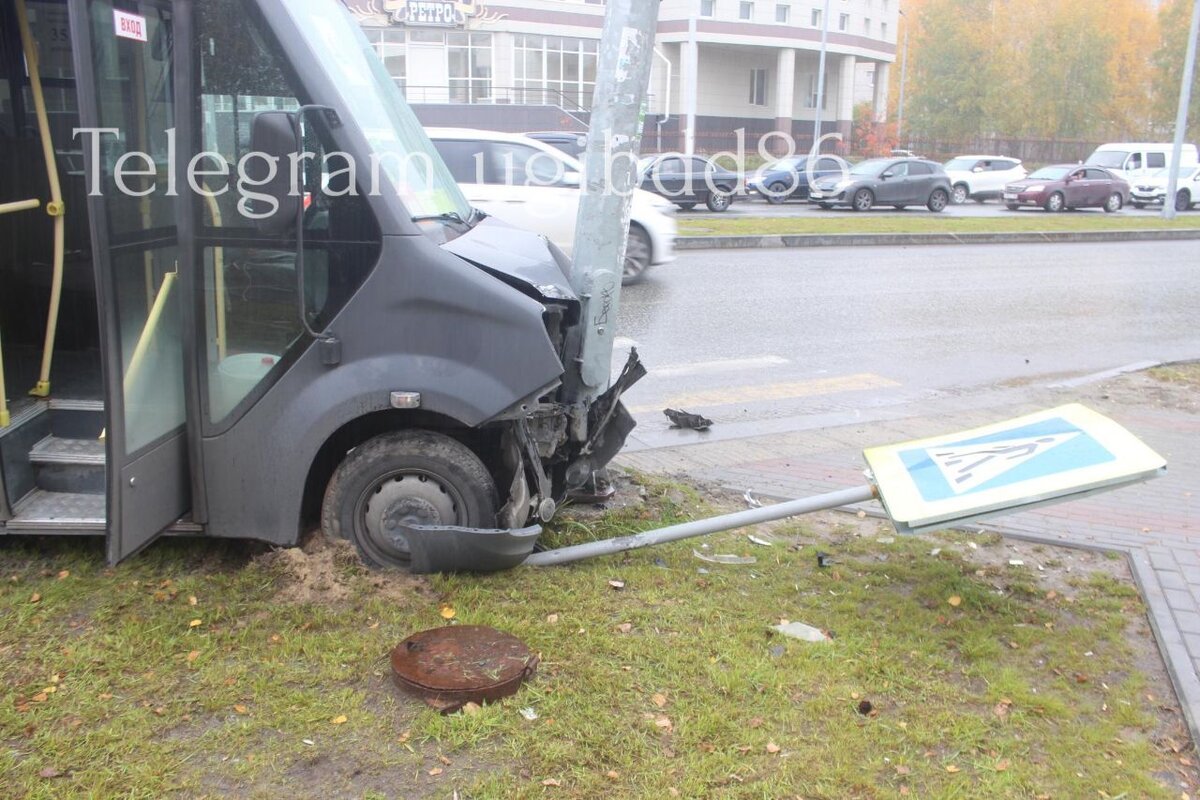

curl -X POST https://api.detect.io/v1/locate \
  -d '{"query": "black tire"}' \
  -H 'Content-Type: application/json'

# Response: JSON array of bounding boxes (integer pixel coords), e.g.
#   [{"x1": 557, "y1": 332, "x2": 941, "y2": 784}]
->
[
  {"x1": 1175, "y1": 190, "x2": 1192, "y2": 212},
  {"x1": 1103, "y1": 192, "x2": 1122, "y2": 213},
  {"x1": 817, "y1": 202, "x2": 833, "y2": 210},
  {"x1": 322, "y1": 430, "x2": 498, "y2": 569},
  {"x1": 927, "y1": 188, "x2": 949, "y2": 212},
  {"x1": 706, "y1": 190, "x2": 732, "y2": 212},
  {"x1": 1005, "y1": 203, "x2": 1020, "y2": 211},
  {"x1": 1044, "y1": 192, "x2": 1064, "y2": 212},
  {"x1": 893, "y1": 205, "x2": 907, "y2": 210},
  {"x1": 676, "y1": 202, "x2": 696, "y2": 211},
  {"x1": 951, "y1": 183, "x2": 969, "y2": 204},
  {"x1": 1131, "y1": 201, "x2": 1145, "y2": 209},
  {"x1": 851, "y1": 188, "x2": 874, "y2": 212},
  {"x1": 622, "y1": 224, "x2": 652, "y2": 285},
  {"x1": 764, "y1": 182, "x2": 790, "y2": 204}
]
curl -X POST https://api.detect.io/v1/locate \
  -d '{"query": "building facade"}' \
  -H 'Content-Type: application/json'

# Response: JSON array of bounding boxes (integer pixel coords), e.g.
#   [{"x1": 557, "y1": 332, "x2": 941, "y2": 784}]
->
[{"x1": 340, "y1": 0, "x2": 898, "y2": 153}]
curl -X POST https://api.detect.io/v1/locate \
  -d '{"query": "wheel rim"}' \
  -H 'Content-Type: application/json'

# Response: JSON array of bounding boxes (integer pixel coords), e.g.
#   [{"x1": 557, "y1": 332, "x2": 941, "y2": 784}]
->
[
  {"x1": 355, "y1": 469, "x2": 466, "y2": 564},
  {"x1": 930, "y1": 190, "x2": 947, "y2": 211},
  {"x1": 952, "y1": 185, "x2": 968, "y2": 204},
  {"x1": 854, "y1": 190, "x2": 872, "y2": 211},
  {"x1": 766, "y1": 183, "x2": 787, "y2": 203},
  {"x1": 623, "y1": 231, "x2": 651, "y2": 280},
  {"x1": 1048, "y1": 194, "x2": 1062, "y2": 211},
  {"x1": 1106, "y1": 193, "x2": 1121, "y2": 212},
  {"x1": 711, "y1": 193, "x2": 729, "y2": 210}
]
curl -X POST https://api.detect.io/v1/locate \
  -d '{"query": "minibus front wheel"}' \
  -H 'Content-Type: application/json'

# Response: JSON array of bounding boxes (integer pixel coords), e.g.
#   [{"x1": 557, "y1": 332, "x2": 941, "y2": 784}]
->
[{"x1": 322, "y1": 430, "x2": 499, "y2": 569}]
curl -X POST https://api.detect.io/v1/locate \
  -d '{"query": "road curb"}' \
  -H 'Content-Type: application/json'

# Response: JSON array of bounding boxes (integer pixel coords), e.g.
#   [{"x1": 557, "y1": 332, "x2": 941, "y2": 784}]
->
[{"x1": 675, "y1": 228, "x2": 1200, "y2": 250}]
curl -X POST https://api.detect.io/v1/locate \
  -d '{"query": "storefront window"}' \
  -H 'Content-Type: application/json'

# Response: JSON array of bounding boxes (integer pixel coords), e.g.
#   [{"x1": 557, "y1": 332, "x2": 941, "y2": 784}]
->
[
  {"x1": 448, "y1": 32, "x2": 492, "y2": 103},
  {"x1": 514, "y1": 34, "x2": 597, "y2": 109},
  {"x1": 364, "y1": 28, "x2": 407, "y2": 89}
]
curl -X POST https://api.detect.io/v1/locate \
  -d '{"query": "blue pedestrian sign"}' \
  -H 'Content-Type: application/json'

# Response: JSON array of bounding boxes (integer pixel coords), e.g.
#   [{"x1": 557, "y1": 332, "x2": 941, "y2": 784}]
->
[{"x1": 864, "y1": 404, "x2": 1166, "y2": 534}]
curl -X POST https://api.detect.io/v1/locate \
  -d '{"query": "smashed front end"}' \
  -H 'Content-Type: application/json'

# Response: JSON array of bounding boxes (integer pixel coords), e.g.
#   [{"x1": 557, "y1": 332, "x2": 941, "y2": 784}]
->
[{"x1": 429, "y1": 217, "x2": 645, "y2": 571}]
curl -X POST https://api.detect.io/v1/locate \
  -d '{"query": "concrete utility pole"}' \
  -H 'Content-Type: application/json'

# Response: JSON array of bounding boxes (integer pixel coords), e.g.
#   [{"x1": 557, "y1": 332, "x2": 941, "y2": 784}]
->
[
  {"x1": 569, "y1": 0, "x2": 659, "y2": 399},
  {"x1": 812, "y1": 0, "x2": 831, "y2": 153},
  {"x1": 1163, "y1": 0, "x2": 1200, "y2": 221}
]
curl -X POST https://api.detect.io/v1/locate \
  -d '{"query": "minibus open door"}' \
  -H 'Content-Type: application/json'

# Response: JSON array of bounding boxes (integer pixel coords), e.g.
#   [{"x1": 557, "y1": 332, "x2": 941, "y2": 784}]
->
[{"x1": 70, "y1": 0, "x2": 194, "y2": 563}]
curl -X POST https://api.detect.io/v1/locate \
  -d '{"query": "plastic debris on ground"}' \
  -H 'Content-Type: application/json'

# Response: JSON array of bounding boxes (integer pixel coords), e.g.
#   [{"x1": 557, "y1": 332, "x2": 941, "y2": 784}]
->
[
  {"x1": 663, "y1": 408, "x2": 713, "y2": 431},
  {"x1": 743, "y1": 490, "x2": 763, "y2": 508},
  {"x1": 747, "y1": 534, "x2": 774, "y2": 547},
  {"x1": 519, "y1": 707, "x2": 538, "y2": 721},
  {"x1": 772, "y1": 621, "x2": 832, "y2": 643},
  {"x1": 693, "y1": 549, "x2": 756, "y2": 565}
]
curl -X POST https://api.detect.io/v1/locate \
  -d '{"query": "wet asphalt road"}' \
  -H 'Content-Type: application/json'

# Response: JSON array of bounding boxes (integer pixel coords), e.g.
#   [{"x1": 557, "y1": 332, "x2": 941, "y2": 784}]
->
[{"x1": 614, "y1": 239, "x2": 1200, "y2": 448}]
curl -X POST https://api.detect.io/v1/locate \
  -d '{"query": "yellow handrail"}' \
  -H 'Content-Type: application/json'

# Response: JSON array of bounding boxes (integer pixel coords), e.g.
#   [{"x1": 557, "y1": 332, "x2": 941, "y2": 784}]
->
[
  {"x1": 16, "y1": 0, "x2": 66, "y2": 399},
  {"x1": 123, "y1": 270, "x2": 177, "y2": 398},
  {"x1": 0, "y1": 340, "x2": 8, "y2": 427},
  {"x1": 0, "y1": 198, "x2": 41, "y2": 215},
  {"x1": 202, "y1": 192, "x2": 228, "y2": 360}
]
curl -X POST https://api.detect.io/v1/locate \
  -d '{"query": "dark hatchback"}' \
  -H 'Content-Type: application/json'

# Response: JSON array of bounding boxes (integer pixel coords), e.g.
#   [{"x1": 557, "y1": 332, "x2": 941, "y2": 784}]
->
[
  {"x1": 637, "y1": 154, "x2": 741, "y2": 211},
  {"x1": 746, "y1": 154, "x2": 843, "y2": 203},
  {"x1": 1002, "y1": 165, "x2": 1130, "y2": 212},
  {"x1": 809, "y1": 157, "x2": 952, "y2": 212}
]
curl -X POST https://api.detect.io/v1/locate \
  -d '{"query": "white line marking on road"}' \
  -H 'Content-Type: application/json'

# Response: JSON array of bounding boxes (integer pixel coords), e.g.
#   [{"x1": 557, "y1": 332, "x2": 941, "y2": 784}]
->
[
  {"x1": 626, "y1": 372, "x2": 900, "y2": 413},
  {"x1": 650, "y1": 355, "x2": 790, "y2": 378}
]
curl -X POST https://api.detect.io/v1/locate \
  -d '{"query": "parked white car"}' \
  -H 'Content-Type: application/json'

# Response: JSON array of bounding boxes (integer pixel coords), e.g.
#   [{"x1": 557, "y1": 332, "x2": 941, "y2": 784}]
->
[
  {"x1": 942, "y1": 155, "x2": 1027, "y2": 204},
  {"x1": 1129, "y1": 165, "x2": 1200, "y2": 212},
  {"x1": 426, "y1": 128, "x2": 677, "y2": 284}
]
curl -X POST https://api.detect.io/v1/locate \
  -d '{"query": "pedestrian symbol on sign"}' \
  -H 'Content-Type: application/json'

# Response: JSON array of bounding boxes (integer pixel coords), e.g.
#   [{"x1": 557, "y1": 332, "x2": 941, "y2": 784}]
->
[{"x1": 929, "y1": 432, "x2": 1081, "y2": 494}]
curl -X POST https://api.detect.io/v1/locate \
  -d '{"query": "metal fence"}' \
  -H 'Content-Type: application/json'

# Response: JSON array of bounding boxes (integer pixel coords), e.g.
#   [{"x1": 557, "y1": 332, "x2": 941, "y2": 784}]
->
[{"x1": 899, "y1": 136, "x2": 1105, "y2": 165}]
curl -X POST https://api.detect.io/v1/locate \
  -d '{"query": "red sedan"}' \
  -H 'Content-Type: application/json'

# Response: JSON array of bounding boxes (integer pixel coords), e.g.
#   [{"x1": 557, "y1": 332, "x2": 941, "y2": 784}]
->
[{"x1": 1003, "y1": 164, "x2": 1130, "y2": 212}]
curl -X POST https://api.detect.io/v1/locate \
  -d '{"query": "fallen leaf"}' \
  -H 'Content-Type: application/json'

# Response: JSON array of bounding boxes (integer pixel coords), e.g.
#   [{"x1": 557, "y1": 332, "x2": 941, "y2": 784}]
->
[
  {"x1": 766, "y1": 742, "x2": 781, "y2": 754},
  {"x1": 541, "y1": 778, "x2": 561, "y2": 787},
  {"x1": 398, "y1": 730, "x2": 411, "y2": 743},
  {"x1": 461, "y1": 702, "x2": 482, "y2": 716},
  {"x1": 993, "y1": 700, "x2": 1011, "y2": 718},
  {"x1": 605, "y1": 770, "x2": 620, "y2": 779},
  {"x1": 428, "y1": 767, "x2": 443, "y2": 776},
  {"x1": 653, "y1": 715, "x2": 672, "y2": 731},
  {"x1": 38, "y1": 767, "x2": 62, "y2": 779},
  {"x1": 748, "y1": 717, "x2": 763, "y2": 728},
  {"x1": 31, "y1": 693, "x2": 48, "y2": 703},
  {"x1": 945, "y1": 765, "x2": 960, "y2": 774},
  {"x1": 188, "y1": 595, "x2": 198, "y2": 606},
  {"x1": 947, "y1": 595, "x2": 962, "y2": 607},
  {"x1": 608, "y1": 580, "x2": 625, "y2": 590},
  {"x1": 438, "y1": 754, "x2": 452, "y2": 766},
  {"x1": 651, "y1": 693, "x2": 668, "y2": 708},
  {"x1": 616, "y1": 623, "x2": 632, "y2": 634},
  {"x1": 56, "y1": 571, "x2": 69, "y2": 580},
  {"x1": 895, "y1": 765, "x2": 911, "y2": 776},
  {"x1": 188, "y1": 619, "x2": 202, "y2": 628},
  {"x1": 546, "y1": 613, "x2": 559, "y2": 624},
  {"x1": 98, "y1": 693, "x2": 113, "y2": 701},
  {"x1": 233, "y1": 704, "x2": 248, "y2": 715},
  {"x1": 996, "y1": 759, "x2": 1011, "y2": 771},
  {"x1": 900, "y1": 787, "x2": 910, "y2": 796},
  {"x1": 29, "y1": 593, "x2": 41, "y2": 604},
  {"x1": 186, "y1": 650, "x2": 200, "y2": 663},
  {"x1": 440, "y1": 606, "x2": 456, "y2": 620},
  {"x1": 1045, "y1": 590, "x2": 1058, "y2": 600},
  {"x1": 331, "y1": 714, "x2": 348, "y2": 725}
]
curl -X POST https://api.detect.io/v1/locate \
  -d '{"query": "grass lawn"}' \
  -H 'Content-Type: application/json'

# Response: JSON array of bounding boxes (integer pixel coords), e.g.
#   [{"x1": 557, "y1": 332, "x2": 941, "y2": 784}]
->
[
  {"x1": 676, "y1": 213, "x2": 1200, "y2": 237},
  {"x1": 2, "y1": 475, "x2": 1197, "y2": 799}
]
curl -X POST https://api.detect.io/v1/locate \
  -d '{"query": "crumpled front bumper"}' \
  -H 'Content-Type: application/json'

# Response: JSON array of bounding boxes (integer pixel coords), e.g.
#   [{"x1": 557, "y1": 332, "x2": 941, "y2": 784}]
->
[{"x1": 392, "y1": 523, "x2": 543, "y2": 574}]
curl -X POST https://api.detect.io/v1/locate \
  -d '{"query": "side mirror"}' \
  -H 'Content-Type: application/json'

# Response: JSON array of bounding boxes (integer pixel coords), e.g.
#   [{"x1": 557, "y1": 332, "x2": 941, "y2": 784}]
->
[
  {"x1": 248, "y1": 111, "x2": 302, "y2": 235},
  {"x1": 561, "y1": 171, "x2": 581, "y2": 188},
  {"x1": 881, "y1": 171, "x2": 893, "y2": 180},
  {"x1": 972, "y1": 166, "x2": 984, "y2": 173}
]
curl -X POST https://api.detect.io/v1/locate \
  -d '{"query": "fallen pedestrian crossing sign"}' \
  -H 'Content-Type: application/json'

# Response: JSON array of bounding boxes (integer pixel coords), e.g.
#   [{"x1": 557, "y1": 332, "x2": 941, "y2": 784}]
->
[{"x1": 863, "y1": 404, "x2": 1166, "y2": 534}]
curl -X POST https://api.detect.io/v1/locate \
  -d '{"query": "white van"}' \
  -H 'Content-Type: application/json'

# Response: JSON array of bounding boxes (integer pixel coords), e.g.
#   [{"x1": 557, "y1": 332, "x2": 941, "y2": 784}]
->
[
  {"x1": 426, "y1": 128, "x2": 677, "y2": 284},
  {"x1": 1085, "y1": 142, "x2": 1200, "y2": 178}
]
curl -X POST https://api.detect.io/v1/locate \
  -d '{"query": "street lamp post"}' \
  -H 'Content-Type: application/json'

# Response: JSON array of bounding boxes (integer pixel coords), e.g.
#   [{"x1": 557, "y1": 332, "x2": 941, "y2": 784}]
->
[
  {"x1": 896, "y1": 8, "x2": 909, "y2": 148},
  {"x1": 812, "y1": 0, "x2": 831, "y2": 155},
  {"x1": 1163, "y1": 0, "x2": 1200, "y2": 221}
]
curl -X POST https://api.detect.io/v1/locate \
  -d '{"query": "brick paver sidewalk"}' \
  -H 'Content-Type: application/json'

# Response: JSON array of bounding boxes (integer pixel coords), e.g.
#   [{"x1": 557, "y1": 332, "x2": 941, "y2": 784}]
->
[{"x1": 617, "y1": 395, "x2": 1200, "y2": 743}]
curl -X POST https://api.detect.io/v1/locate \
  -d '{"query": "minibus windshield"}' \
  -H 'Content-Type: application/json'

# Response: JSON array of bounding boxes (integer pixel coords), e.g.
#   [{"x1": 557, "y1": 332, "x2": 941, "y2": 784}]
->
[{"x1": 284, "y1": 1, "x2": 472, "y2": 222}]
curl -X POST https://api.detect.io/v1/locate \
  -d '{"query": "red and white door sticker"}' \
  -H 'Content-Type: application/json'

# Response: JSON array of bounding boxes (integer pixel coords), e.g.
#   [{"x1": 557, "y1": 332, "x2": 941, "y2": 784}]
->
[{"x1": 113, "y1": 9, "x2": 148, "y2": 42}]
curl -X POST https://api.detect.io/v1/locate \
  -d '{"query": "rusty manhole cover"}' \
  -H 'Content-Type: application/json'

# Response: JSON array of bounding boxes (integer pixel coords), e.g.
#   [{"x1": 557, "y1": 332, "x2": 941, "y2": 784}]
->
[{"x1": 391, "y1": 625, "x2": 538, "y2": 713}]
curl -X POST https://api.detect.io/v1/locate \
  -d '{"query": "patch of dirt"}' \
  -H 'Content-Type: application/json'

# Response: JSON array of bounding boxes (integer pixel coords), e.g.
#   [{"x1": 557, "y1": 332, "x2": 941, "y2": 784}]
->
[
  {"x1": 1065, "y1": 361, "x2": 1200, "y2": 415},
  {"x1": 255, "y1": 531, "x2": 431, "y2": 605}
]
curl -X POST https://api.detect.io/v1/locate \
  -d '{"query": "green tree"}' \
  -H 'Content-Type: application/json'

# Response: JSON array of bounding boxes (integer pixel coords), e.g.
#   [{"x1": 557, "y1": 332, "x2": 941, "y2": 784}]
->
[
  {"x1": 1025, "y1": 1, "x2": 1114, "y2": 138},
  {"x1": 1153, "y1": 0, "x2": 1200, "y2": 139}
]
